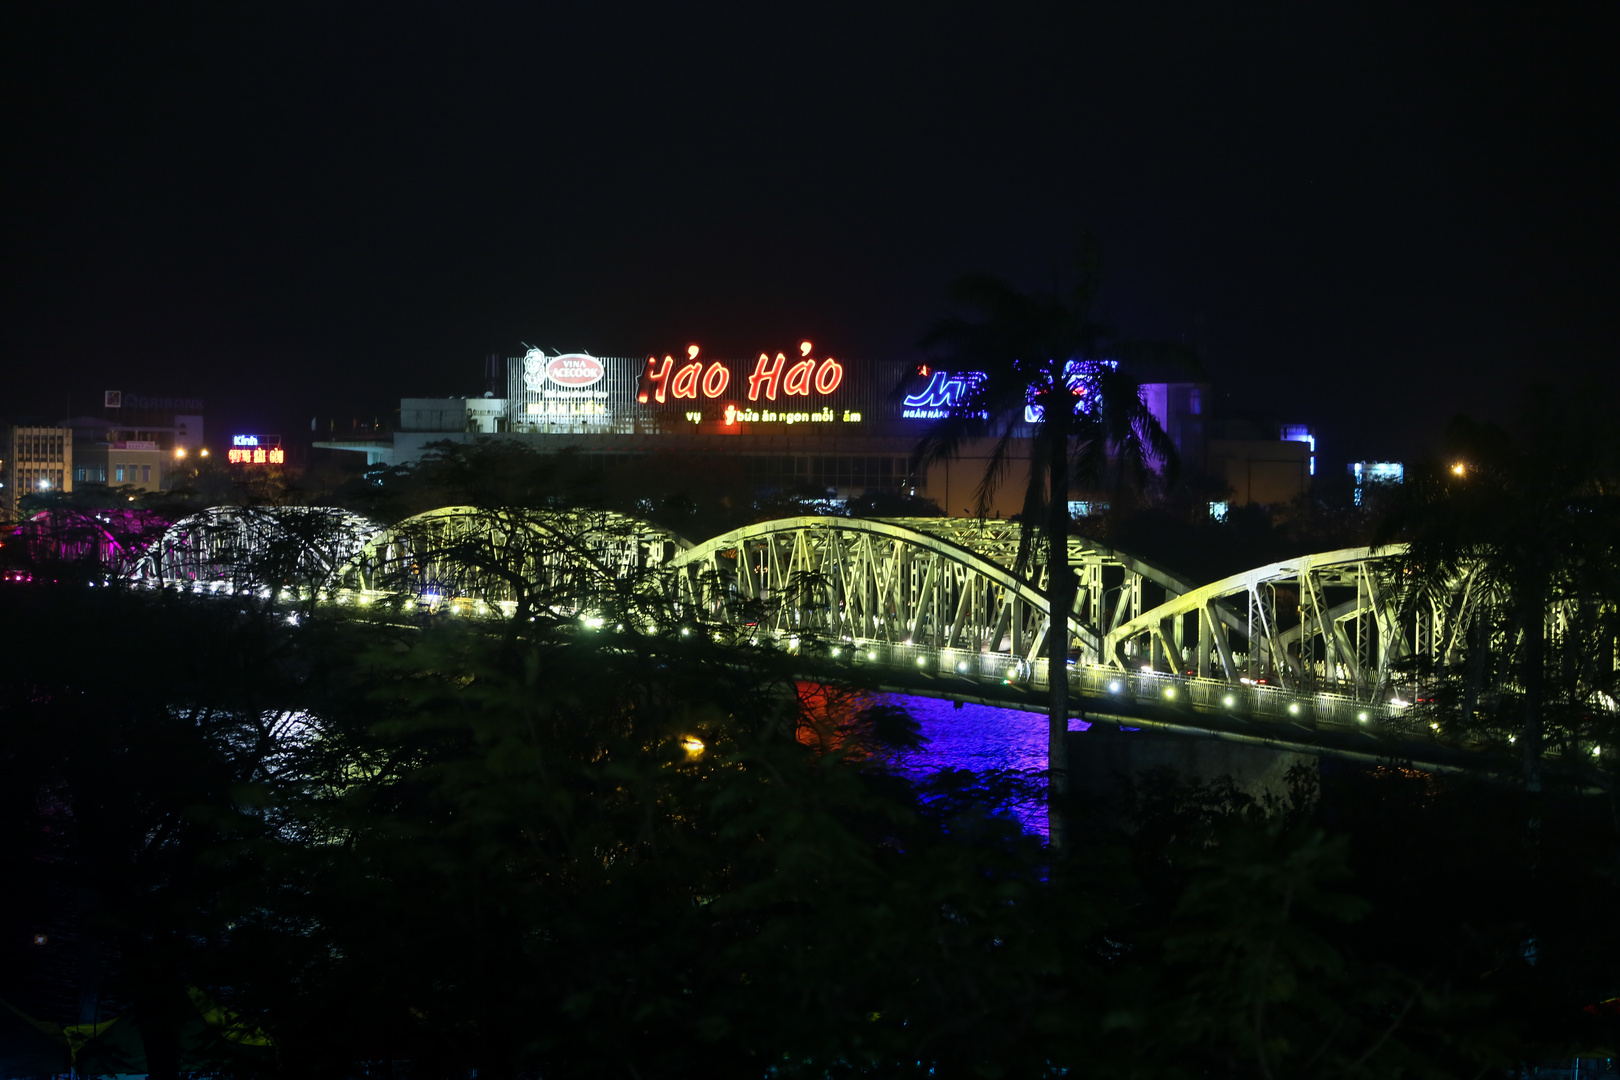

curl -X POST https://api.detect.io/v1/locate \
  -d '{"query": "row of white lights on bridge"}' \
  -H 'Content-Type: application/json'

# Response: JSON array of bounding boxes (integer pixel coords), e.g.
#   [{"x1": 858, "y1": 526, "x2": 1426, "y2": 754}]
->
[{"x1": 56, "y1": 578, "x2": 1617, "y2": 756}]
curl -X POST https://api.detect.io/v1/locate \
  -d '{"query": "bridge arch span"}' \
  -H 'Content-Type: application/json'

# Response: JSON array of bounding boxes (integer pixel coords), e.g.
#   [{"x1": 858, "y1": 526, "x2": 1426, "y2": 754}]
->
[
  {"x1": 1103, "y1": 545, "x2": 1420, "y2": 699},
  {"x1": 340, "y1": 505, "x2": 691, "y2": 617},
  {"x1": 136, "y1": 506, "x2": 384, "y2": 593},
  {"x1": 667, "y1": 516, "x2": 1212, "y2": 663},
  {"x1": 673, "y1": 517, "x2": 1068, "y2": 662}
]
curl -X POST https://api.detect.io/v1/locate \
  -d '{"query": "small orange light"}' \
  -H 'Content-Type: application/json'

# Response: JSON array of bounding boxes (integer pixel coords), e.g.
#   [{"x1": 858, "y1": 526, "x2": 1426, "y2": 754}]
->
[
  {"x1": 1451, "y1": 463, "x2": 1466, "y2": 477},
  {"x1": 687, "y1": 344, "x2": 700, "y2": 360},
  {"x1": 800, "y1": 341, "x2": 813, "y2": 357}
]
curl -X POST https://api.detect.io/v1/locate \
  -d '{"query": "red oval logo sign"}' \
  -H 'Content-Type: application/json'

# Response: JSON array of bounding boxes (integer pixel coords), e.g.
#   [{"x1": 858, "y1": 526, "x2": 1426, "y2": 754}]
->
[{"x1": 546, "y1": 354, "x2": 605, "y2": 388}]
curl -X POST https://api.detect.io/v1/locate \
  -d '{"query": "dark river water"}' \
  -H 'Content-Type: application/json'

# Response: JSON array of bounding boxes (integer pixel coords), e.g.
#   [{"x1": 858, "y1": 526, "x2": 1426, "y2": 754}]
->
[{"x1": 866, "y1": 693, "x2": 1084, "y2": 837}]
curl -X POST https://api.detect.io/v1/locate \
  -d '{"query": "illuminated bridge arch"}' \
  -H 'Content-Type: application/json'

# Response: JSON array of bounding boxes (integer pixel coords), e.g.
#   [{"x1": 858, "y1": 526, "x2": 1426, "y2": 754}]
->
[
  {"x1": 136, "y1": 506, "x2": 384, "y2": 592},
  {"x1": 665, "y1": 516, "x2": 1199, "y2": 664},
  {"x1": 1101, "y1": 546, "x2": 1431, "y2": 700},
  {"x1": 340, "y1": 505, "x2": 690, "y2": 616},
  {"x1": 14, "y1": 507, "x2": 172, "y2": 577}
]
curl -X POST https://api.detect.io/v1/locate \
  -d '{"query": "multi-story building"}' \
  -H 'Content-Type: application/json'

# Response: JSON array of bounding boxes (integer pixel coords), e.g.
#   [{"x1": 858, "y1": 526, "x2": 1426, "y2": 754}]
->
[
  {"x1": 2, "y1": 426, "x2": 73, "y2": 522},
  {"x1": 318, "y1": 344, "x2": 1312, "y2": 514},
  {"x1": 72, "y1": 438, "x2": 170, "y2": 492},
  {"x1": 66, "y1": 399, "x2": 205, "y2": 494}
]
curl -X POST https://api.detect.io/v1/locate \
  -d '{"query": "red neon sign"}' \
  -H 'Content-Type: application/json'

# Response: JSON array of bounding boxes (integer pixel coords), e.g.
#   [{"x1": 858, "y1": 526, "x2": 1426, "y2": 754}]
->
[
  {"x1": 701, "y1": 362, "x2": 730, "y2": 397},
  {"x1": 671, "y1": 361, "x2": 703, "y2": 399},
  {"x1": 643, "y1": 355, "x2": 740, "y2": 401},
  {"x1": 227, "y1": 447, "x2": 285, "y2": 464},
  {"x1": 746, "y1": 352, "x2": 842, "y2": 401},
  {"x1": 748, "y1": 352, "x2": 785, "y2": 400},
  {"x1": 643, "y1": 341, "x2": 844, "y2": 405},
  {"x1": 641, "y1": 356, "x2": 673, "y2": 403},
  {"x1": 815, "y1": 357, "x2": 844, "y2": 394}
]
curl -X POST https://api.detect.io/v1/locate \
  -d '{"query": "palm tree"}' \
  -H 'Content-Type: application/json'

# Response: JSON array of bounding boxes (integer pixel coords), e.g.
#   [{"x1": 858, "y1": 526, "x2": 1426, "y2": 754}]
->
[{"x1": 911, "y1": 261, "x2": 1191, "y2": 845}]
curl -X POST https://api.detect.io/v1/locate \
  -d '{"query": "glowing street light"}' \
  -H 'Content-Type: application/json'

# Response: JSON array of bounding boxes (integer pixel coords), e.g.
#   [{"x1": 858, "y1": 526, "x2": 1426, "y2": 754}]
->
[{"x1": 1451, "y1": 462, "x2": 1467, "y2": 477}]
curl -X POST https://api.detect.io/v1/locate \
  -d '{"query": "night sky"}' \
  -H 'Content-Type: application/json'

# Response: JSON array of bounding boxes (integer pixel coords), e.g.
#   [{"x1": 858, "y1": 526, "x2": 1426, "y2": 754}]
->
[{"x1": 4, "y1": 3, "x2": 1616, "y2": 468}]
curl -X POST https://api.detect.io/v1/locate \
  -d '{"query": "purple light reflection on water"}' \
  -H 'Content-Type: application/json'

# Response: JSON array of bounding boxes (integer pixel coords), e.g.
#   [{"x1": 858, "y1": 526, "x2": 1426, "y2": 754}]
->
[{"x1": 871, "y1": 694, "x2": 1090, "y2": 839}]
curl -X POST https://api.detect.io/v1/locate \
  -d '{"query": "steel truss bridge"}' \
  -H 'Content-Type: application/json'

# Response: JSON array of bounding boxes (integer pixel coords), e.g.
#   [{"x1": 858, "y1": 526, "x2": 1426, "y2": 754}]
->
[{"x1": 119, "y1": 506, "x2": 1585, "y2": 751}]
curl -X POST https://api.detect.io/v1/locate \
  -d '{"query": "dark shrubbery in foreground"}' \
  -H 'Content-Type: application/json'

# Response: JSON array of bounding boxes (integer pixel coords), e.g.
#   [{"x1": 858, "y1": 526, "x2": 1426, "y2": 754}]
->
[{"x1": 1, "y1": 582, "x2": 1617, "y2": 1078}]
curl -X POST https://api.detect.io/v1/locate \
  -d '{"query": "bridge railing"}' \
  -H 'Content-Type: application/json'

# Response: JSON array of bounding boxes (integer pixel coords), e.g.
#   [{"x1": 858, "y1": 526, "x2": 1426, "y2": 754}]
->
[{"x1": 810, "y1": 636, "x2": 1405, "y2": 733}]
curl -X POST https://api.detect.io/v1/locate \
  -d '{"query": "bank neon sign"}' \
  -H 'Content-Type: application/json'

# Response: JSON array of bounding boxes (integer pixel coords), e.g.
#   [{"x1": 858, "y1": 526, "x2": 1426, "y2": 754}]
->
[
  {"x1": 640, "y1": 342, "x2": 844, "y2": 404},
  {"x1": 902, "y1": 370, "x2": 981, "y2": 418},
  {"x1": 901, "y1": 360, "x2": 1112, "y2": 422}
]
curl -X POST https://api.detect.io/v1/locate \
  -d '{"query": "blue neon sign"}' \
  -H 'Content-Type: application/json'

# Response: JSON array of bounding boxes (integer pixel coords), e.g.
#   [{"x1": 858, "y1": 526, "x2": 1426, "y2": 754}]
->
[{"x1": 902, "y1": 371, "x2": 982, "y2": 418}]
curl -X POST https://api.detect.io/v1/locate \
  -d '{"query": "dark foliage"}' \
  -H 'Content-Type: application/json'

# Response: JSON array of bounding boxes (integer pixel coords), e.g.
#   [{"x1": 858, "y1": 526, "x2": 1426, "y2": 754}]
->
[{"x1": 3, "y1": 577, "x2": 1618, "y2": 1078}]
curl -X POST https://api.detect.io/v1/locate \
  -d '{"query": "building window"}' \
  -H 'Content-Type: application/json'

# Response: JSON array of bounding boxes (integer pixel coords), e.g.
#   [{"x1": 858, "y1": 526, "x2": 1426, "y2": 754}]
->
[
  {"x1": 115, "y1": 465, "x2": 125, "y2": 482},
  {"x1": 141, "y1": 464, "x2": 151, "y2": 483}
]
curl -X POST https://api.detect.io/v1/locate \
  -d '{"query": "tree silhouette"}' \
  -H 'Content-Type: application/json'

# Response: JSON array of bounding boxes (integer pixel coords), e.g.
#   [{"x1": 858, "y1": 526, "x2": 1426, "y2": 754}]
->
[{"x1": 1377, "y1": 386, "x2": 1620, "y2": 794}]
